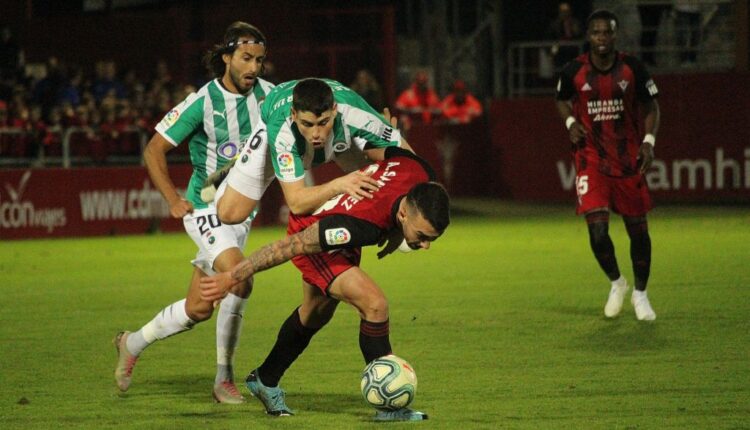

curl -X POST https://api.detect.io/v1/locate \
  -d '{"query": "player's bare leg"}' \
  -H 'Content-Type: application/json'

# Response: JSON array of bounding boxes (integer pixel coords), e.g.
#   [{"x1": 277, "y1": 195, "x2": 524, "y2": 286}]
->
[
  {"x1": 247, "y1": 282, "x2": 337, "y2": 416},
  {"x1": 209, "y1": 247, "x2": 253, "y2": 403},
  {"x1": 328, "y1": 268, "x2": 427, "y2": 421},
  {"x1": 114, "y1": 268, "x2": 204, "y2": 392},
  {"x1": 586, "y1": 209, "x2": 629, "y2": 317},
  {"x1": 624, "y1": 215, "x2": 656, "y2": 320}
]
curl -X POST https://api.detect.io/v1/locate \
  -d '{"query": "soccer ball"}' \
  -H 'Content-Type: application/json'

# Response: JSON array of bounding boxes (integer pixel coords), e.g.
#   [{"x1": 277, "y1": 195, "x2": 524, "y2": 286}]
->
[{"x1": 360, "y1": 354, "x2": 418, "y2": 410}]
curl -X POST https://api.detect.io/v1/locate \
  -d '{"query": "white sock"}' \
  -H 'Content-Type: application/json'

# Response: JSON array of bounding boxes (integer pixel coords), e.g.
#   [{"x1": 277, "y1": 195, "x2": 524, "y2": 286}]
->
[
  {"x1": 215, "y1": 293, "x2": 248, "y2": 383},
  {"x1": 611, "y1": 275, "x2": 627, "y2": 288},
  {"x1": 127, "y1": 298, "x2": 196, "y2": 356}
]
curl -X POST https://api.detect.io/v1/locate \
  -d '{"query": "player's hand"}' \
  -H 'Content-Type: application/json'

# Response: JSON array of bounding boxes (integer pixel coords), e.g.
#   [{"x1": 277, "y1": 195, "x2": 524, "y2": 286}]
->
[
  {"x1": 377, "y1": 229, "x2": 404, "y2": 259},
  {"x1": 637, "y1": 141, "x2": 655, "y2": 173},
  {"x1": 568, "y1": 121, "x2": 586, "y2": 144},
  {"x1": 199, "y1": 272, "x2": 236, "y2": 303},
  {"x1": 332, "y1": 170, "x2": 381, "y2": 201},
  {"x1": 382, "y1": 107, "x2": 398, "y2": 128},
  {"x1": 169, "y1": 198, "x2": 194, "y2": 218}
]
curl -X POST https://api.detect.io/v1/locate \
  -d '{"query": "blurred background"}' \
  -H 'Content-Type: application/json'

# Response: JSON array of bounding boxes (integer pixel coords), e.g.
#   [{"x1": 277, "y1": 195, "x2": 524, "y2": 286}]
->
[{"x1": 0, "y1": 0, "x2": 747, "y2": 239}]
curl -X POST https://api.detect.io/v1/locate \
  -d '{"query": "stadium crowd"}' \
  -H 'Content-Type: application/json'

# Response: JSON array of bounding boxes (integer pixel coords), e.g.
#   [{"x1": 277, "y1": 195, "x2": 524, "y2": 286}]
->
[{"x1": 0, "y1": 35, "x2": 195, "y2": 166}]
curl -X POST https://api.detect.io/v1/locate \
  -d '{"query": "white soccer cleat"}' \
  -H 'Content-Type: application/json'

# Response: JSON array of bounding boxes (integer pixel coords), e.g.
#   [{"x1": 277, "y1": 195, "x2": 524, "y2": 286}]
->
[
  {"x1": 604, "y1": 279, "x2": 629, "y2": 318},
  {"x1": 113, "y1": 331, "x2": 139, "y2": 391},
  {"x1": 631, "y1": 290, "x2": 656, "y2": 321}
]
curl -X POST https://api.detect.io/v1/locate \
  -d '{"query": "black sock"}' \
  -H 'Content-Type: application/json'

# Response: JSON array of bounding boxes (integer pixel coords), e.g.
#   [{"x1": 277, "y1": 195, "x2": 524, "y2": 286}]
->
[
  {"x1": 257, "y1": 308, "x2": 319, "y2": 387},
  {"x1": 586, "y1": 212, "x2": 621, "y2": 281},
  {"x1": 626, "y1": 219, "x2": 651, "y2": 291},
  {"x1": 360, "y1": 319, "x2": 392, "y2": 364}
]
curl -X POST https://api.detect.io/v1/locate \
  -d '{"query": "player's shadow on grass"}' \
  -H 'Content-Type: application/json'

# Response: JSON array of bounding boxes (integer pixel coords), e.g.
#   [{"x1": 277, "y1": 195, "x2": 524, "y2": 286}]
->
[
  {"x1": 291, "y1": 391, "x2": 370, "y2": 418},
  {"x1": 581, "y1": 319, "x2": 667, "y2": 353}
]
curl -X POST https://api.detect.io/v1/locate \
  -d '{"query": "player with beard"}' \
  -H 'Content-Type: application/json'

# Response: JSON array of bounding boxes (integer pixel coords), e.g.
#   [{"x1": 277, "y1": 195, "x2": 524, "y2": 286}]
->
[
  {"x1": 555, "y1": 10, "x2": 661, "y2": 321},
  {"x1": 113, "y1": 21, "x2": 274, "y2": 403}
]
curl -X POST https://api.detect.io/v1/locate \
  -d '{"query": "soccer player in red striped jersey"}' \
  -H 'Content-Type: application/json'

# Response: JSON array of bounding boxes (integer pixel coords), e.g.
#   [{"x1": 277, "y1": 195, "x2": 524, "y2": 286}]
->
[
  {"x1": 555, "y1": 10, "x2": 661, "y2": 321},
  {"x1": 200, "y1": 147, "x2": 449, "y2": 420}
]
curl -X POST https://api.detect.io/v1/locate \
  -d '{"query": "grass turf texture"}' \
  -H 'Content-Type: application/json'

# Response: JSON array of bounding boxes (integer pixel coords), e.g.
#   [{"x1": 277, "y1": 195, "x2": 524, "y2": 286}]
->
[{"x1": 1, "y1": 201, "x2": 748, "y2": 429}]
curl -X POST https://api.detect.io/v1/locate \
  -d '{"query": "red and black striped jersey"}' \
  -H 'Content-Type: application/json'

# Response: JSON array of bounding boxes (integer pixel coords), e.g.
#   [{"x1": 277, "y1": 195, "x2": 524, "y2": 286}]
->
[
  {"x1": 556, "y1": 51, "x2": 658, "y2": 177},
  {"x1": 287, "y1": 147, "x2": 435, "y2": 251}
]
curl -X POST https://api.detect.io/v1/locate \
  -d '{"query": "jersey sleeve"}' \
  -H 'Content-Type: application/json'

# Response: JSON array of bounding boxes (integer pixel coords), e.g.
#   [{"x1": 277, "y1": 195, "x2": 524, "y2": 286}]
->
[
  {"x1": 625, "y1": 56, "x2": 659, "y2": 102},
  {"x1": 317, "y1": 214, "x2": 383, "y2": 251},
  {"x1": 339, "y1": 92, "x2": 402, "y2": 150},
  {"x1": 555, "y1": 61, "x2": 581, "y2": 101},
  {"x1": 155, "y1": 92, "x2": 205, "y2": 146},
  {"x1": 267, "y1": 120, "x2": 306, "y2": 182}
]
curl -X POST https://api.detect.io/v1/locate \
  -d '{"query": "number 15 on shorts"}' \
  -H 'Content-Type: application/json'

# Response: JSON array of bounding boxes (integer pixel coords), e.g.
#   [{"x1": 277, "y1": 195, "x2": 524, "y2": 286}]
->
[{"x1": 576, "y1": 175, "x2": 589, "y2": 204}]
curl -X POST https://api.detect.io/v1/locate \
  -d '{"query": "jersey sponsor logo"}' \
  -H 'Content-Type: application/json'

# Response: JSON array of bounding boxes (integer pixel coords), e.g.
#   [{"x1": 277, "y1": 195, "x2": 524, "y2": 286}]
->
[
  {"x1": 162, "y1": 108, "x2": 180, "y2": 127},
  {"x1": 217, "y1": 141, "x2": 239, "y2": 159},
  {"x1": 581, "y1": 83, "x2": 592, "y2": 91},
  {"x1": 618, "y1": 80, "x2": 629, "y2": 91},
  {"x1": 333, "y1": 141, "x2": 350, "y2": 153},
  {"x1": 646, "y1": 79, "x2": 658, "y2": 96},
  {"x1": 381, "y1": 126, "x2": 393, "y2": 141},
  {"x1": 325, "y1": 227, "x2": 351, "y2": 246},
  {"x1": 587, "y1": 98, "x2": 624, "y2": 121},
  {"x1": 277, "y1": 152, "x2": 295, "y2": 176}
]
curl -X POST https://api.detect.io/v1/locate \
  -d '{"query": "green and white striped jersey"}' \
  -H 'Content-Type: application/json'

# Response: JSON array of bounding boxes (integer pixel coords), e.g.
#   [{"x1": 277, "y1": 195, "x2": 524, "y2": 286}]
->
[
  {"x1": 262, "y1": 79, "x2": 402, "y2": 182},
  {"x1": 155, "y1": 78, "x2": 274, "y2": 208}
]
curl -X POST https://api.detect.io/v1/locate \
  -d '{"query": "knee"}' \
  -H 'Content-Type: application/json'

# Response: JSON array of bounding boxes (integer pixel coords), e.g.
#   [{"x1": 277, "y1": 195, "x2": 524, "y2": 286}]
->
[
  {"x1": 185, "y1": 301, "x2": 213, "y2": 322},
  {"x1": 301, "y1": 297, "x2": 337, "y2": 328},
  {"x1": 361, "y1": 293, "x2": 389, "y2": 322}
]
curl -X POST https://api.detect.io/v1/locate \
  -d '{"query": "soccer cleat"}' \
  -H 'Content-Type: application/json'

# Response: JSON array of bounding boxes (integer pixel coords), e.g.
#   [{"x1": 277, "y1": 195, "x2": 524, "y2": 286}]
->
[
  {"x1": 604, "y1": 280, "x2": 629, "y2": 318},
  {"x1": 212, "y1": 380, "x2": 246, "y2": 404},
  {"x1": 246, "y1": 370, "x2": 294, "y2": 416},
  {"x1": 631, "y1": 290, "x2": 656, "y2": 321},
  {"x1": 373, "y1": 408, "x2": 429, "y2": 421},
  {"x1": 113, "y1": 331, "x2": 139, "y2": 392}
]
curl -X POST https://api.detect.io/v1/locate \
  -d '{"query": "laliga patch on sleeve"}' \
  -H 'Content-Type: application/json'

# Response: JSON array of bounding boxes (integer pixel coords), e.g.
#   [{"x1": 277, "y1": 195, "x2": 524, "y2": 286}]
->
[
  {"x1": 276, "y1": 152, "x2": 296, "y2": 177},
  {"x1": 160, "y1": 108, "x2": 180, "y2": 128},
  {"x1": 325, "y1": 228, "x2": 351, "y2": 246}
]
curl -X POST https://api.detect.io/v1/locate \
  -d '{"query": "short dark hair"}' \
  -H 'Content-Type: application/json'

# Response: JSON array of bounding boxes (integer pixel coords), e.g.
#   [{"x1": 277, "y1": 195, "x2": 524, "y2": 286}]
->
[
  {"x1": 293, "y1": 78, "x2": 334, "y2": 116},
  {"x1": 406, "y1": 182, "x2": 451, "y2": 234},
  {"x1": 586, "y1": 9, "x2": 618, "y2": 31},
  {"x1": 204, "y1": 21, "x2": 267, "y2": 78}
]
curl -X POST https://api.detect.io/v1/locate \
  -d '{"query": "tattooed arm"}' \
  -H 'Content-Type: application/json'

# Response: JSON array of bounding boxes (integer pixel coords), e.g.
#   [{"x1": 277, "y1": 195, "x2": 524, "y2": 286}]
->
[{"x1": 199, "y1": 223, "x2": 322, "y2": 302}]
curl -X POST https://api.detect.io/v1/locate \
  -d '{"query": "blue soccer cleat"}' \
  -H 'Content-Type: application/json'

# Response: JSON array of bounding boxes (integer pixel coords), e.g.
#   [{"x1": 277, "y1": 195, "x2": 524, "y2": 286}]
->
[
  {"x1": 373, "y1": 408, "x2": 429, "y2": 421},
  {"x1": 245, "y1": 369, "x2": 294, "y2": 416}
]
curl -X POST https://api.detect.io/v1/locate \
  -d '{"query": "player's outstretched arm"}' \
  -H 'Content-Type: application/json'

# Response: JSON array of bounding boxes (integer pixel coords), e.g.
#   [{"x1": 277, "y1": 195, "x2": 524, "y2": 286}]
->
[
  {"x1": 199, "y1": 223, "x2": 323, "y2": 302},
  {"x1": 281, "y1": 173, "x2": 380, "y2": 215}
]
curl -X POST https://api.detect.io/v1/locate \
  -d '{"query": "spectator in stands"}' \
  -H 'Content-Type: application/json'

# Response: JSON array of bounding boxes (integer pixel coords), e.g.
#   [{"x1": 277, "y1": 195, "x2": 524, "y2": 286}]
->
[
  {"x1": 674, "y1": 0, "x2": 701, "y2": 65},
  {"x1": 395, "y1": 70, "x2": 441, "y2": 129},
  {"x1": 350, "y1": 69, "x2": 385, "y2": 111},
  {"x1": 92, "y1": 60, "x2": 126, "y2": 103},
  {"x1": 441, "y1": 79, "x2": 483, "y2": 124},
  {"x1": 548, "y1": 2, "x2": 583, "y2": 69},
  {"x1": 637, "y1": 2, "x2": 672, "y2": 66},
  {"x1": 32, "y1": 56, "x2": 66, "y2": 120}
]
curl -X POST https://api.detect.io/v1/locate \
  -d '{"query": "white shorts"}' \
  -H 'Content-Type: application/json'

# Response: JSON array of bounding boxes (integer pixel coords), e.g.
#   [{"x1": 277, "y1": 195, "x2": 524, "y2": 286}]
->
[
  {"x1": 183, "y1": 206, "x2": 251, "y2": 275},
  {"x1": 226, "y1": 119, "x2": 277, "y2": 200}
]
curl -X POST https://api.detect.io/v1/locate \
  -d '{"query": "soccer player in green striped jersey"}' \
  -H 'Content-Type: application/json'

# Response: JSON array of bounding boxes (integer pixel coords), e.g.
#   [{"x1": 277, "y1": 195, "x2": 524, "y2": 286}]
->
[
  {"x1": 113, "y1": 21, "x2": 273, "y2": 404},
  {"x1": 217, "y1": 77, "x2": 412, "y2": 224}
]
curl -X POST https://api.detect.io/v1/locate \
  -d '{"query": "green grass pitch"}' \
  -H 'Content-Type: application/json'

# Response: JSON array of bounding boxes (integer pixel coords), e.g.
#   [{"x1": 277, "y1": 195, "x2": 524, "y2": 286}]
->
[{"x1": 1, "y1": 201, "x2": 748, "y2": 429}]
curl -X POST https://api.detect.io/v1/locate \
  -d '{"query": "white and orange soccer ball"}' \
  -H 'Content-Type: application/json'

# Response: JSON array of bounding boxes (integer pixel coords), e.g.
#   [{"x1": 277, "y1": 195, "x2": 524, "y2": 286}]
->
[{"x1": 360, "y1": 354, "x2": 418, "y2": 410}]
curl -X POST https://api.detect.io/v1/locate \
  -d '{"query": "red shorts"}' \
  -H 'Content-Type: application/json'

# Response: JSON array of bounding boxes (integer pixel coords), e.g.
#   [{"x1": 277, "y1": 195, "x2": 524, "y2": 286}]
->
[
  {"x1": 575, "y1": 168, "x2": 652, "y2": 216},
  {"x1": 287, "y1": 212, "x2": 361, "y2": 294},
  {"x1": 291, "y1": 248, "x2": 361, "y2": 293}
]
